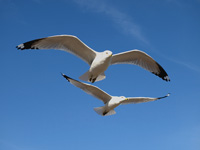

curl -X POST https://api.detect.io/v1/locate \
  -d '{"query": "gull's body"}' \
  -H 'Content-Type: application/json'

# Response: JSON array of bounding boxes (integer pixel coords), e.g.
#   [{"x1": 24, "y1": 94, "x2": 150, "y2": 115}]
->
[
  {"x1": 86, "y1": 51, "x2": 112, "y2": 83},
  {"x1": 62, "y1": 74, "x2": 170, "y2": 116},
  {"x1": 102, "y1": 96, "x2": 126, "y2": 116},
  {"x1": 17, "y1": 35, "x2": 170, "y2": 82}
]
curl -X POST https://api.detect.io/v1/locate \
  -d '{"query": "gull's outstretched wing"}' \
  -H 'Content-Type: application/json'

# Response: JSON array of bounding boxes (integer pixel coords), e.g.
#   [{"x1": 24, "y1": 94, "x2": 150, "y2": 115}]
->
[
  {"x1": 62, "y1": 73, "x2": 112, "y2": 104},
  {"x1": 111, "y1": 50, "x2": 170, "y2": 81},
  {"x1": 16, "y1": 35, "x2": 97, "y2": 65},
  {"x1": 121, "y1": 93, "x2": 170, "y2": 105}
]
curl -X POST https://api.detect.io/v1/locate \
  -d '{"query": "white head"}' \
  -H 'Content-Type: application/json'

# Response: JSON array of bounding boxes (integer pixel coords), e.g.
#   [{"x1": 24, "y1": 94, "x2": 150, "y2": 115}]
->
[
  {"x1": 120, "y1": 96, "x2": 127, "y2": 100},
  {"x1": 103, "y1": 50, "x2": 113, "y2": 57},
  {"x1": 113, "y1": 96, "x2": 127, "y2": 104}
]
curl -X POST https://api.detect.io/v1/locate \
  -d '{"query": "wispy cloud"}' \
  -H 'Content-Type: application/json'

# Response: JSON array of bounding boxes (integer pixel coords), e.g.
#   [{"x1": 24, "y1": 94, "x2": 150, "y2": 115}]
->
[
  {"x1": 72, "y1": 0, "x2": 149, "y2": 45},
  {"x1": 167, "y1": 57, "x2": 200, "y2": 74}
]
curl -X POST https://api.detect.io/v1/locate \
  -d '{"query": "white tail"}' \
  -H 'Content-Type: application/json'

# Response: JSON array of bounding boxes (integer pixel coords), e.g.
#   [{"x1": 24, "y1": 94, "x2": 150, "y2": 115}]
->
[
  {"x1": 95, "y1": 72, "x2": 106, "y2": 82},
  {"x1": 79, "y1": 71, "x2": 106, "y2": 82},
  {"x1": 94, "y1": 107, "x2": 116, "y2": 116},
  {"x1": 94, "y1": 106, "x2": 105, "y2": 116}
]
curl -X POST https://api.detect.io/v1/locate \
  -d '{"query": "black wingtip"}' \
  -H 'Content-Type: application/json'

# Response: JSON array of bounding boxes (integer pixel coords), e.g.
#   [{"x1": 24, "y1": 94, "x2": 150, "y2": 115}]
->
[
  {"x1": 16, "y1": 45, "x2": 21, "y2": 50},
  {"x1": 157, "y1": 93, "x2": 170, "y2": 99},
  {"x1": 154, "y1": 62, "x2": 170, "y2": 82},
  {"x1": 16, "y1": 43, "x2": 28, "y2": 50},
  {"x1": 16, "y1": 38, "x2": 44, "y2": 50},
  {"x1": 61, "y1": 73, "x2": 72, "y2": 82}
]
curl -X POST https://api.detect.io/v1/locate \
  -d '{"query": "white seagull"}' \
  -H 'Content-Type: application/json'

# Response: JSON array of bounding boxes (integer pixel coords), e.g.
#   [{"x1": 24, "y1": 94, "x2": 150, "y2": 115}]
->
[
  {"x1": 61, "y1": 73, "x2": 170, "y2": 116},
  {"x1": 17, "y1": 35, "x2": 170, "y2": 83}
]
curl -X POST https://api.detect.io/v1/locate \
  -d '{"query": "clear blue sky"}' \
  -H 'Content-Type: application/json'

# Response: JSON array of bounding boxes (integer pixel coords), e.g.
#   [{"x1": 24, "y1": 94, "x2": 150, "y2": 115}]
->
[{"x1": 1, "y1": 0, "x2": 200, "y2": 150}]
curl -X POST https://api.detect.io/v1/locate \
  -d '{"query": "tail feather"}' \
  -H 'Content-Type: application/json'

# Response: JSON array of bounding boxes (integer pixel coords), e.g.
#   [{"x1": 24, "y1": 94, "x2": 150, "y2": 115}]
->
[
  {"x1": 104, "y1": 110, "x2": 116, "y2": 116},
  {"x1": 95, "y1": 72, "x2": 106, "y2": 82},
  {"x1": 79, "y1": 71, "x2": 106, "y2": 83},
  {"x1": 94, "y1": 106, "x2": 105, "y2": 116},
  {"x1": 94, "y1": 107, "x2": 116, "y2": 116}
]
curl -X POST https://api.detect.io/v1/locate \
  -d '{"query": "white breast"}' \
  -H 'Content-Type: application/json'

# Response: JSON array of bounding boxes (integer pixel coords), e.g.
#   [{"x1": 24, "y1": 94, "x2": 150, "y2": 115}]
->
[{"x1": 89, "y1": 52, "x2": 112, "y2": 76}]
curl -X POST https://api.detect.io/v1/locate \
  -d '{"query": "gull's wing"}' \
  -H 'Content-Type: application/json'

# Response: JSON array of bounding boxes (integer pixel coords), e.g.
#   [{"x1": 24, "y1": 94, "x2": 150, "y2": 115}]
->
[
  {"x1": 16, "y1": 35, "x2": 97, "y2": 65},
  {"x1": 121, "y1": 93, "x2": 170, "y2": 105},
  {"x1": 62, "y1": 73, "x2": 112, "y2": 104},
  {"x1": 111, "y1": 50, "x2": 170, "y2": 81}
]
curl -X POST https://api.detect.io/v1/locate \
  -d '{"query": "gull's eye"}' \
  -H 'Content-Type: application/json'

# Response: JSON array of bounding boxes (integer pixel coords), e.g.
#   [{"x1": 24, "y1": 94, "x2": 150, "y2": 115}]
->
[{"x1": 106, "y1": 52, "x2": 108, "y2": 54}]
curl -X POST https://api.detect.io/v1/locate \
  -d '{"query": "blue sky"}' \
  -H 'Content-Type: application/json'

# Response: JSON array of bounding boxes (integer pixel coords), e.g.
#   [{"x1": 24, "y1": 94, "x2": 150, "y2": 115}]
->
[{"x1": 1, "y1": 0, "x2": 200, "y2": 150}]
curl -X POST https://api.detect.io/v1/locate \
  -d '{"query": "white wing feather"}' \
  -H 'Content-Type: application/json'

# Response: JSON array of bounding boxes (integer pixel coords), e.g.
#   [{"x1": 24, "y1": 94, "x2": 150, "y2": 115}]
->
[
  {"x1": 121, "y1": 93, "x2": 170, "y2": 105},
  {"x1": 62, "y1": 74, "x2": 112, "y2": 104},
  {"x1": 111, "y1": 49, "x2": 170, "y2": 81},
  {"x1": 17, "y1": 35, "x2": 97, "y2": 65}
]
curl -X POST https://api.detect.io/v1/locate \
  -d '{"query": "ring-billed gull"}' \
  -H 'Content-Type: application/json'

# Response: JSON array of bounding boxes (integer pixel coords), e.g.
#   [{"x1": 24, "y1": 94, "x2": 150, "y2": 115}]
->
[
  {"x1": 61, "y1": 73, "x2": 170, "y2": 116},
  {"x1": 16, "y1": 35, "x2": 170, "y2": 83}
]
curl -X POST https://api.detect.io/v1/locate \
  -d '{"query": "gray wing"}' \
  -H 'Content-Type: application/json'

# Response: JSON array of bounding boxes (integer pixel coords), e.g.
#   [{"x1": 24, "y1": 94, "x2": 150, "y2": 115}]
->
[
  {"x1": 16, "y1": 35, "x2": 97, "y2": 65},
  {"x1": 111, "y1": 49, "x2": 170, "y2": 81},
  {"x1": 62, "y1": 73, "x2": 112, "y2": 104},
  {"x1": 121, "y1": 93, "x2": 170, "y2": 105}
]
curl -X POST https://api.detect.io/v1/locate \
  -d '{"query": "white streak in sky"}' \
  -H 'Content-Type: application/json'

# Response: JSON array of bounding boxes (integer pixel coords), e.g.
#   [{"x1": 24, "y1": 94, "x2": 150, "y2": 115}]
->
[
  {"x1": 168, "y1": 57, "x2": 200, "y2": 73},
  {"x1": 72, "y1": 0, "x2": 149, "y2": 45}
]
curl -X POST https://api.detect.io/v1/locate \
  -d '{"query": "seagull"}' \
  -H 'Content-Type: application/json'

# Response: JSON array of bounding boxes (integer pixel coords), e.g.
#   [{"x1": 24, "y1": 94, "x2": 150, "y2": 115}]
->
[
  {"x1": 61, "y1": 73, "x2": 170, "y2": 116},
  {"x1": 16, "y1": 35, "x2": 170, "y2": 83}
]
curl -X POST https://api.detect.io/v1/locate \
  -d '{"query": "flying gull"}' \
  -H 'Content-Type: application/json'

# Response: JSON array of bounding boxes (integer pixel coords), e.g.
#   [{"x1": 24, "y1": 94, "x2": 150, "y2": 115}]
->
[
  {"x1": 61, "y1": 73, "x2": 170, "y2": 116},
  {"x1": 16, "y1": 35, "x2": 170, "y2": 83}
]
